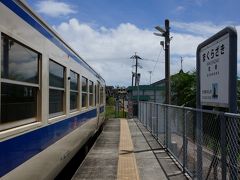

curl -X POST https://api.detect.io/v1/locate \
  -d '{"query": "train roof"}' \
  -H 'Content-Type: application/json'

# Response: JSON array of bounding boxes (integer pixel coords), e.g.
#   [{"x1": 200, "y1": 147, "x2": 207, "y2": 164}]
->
[{"x1": 9, "y1": 0, "x2": 105, "y2": 83}]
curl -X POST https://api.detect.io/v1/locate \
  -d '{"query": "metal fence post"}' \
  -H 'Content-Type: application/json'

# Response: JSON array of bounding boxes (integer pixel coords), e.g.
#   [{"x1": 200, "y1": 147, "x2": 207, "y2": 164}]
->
[
  {"x1": 150, "y1": 103, "x2": 152, "y2": 132},
  {"x1": 228, "y1": 116, "x2": 239, "y2": 179},
  {"x1": 220, "y1": 114, "x2": 226, "y2": 180},
  {"x1": 145, "y1": 103, "x2": 147, "y2": 126},
  {"x1": 147, "y1": 103, "x2": 150, "y2": 128},
  {"x1": 138, "y1": 102, "x2": 141, "y2": 121},
  {"x1": 150, "y1": 103, "x2": 152, "y2": 131},
  {"x1": 152, "y1": 104, "x2": 154, "y2": 134},
  {"x1": 156, "y1": 104, "x2": 159, "y2": 141},
  {"x1": 165, "y1": 105, "x2": 168, "y2": 148},
  {"x1": 196, "y1": 110, "x2": 203, "y2": 180},
  {"x1": 183, "y1": 109, "x2": 187, "y2": 173}
]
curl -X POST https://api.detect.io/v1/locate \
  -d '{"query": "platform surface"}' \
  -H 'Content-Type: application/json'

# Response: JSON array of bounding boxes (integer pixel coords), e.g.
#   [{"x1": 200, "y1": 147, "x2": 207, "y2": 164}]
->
[{"x1": 72, "y1": 118, "x2": 188, "y2": 180}]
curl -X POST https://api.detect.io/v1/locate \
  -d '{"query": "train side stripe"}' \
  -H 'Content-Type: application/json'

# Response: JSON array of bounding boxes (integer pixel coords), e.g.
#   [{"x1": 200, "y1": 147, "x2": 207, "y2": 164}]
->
[{"x1": 0, "y1": 109, "x2": 97, "y2": 177}]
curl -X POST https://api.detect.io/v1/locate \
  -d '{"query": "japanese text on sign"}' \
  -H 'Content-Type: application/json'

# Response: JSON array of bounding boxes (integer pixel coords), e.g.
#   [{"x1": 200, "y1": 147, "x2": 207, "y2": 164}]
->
[{"x1": 200, "y1": 33, "x2": 229, "y2": 107}]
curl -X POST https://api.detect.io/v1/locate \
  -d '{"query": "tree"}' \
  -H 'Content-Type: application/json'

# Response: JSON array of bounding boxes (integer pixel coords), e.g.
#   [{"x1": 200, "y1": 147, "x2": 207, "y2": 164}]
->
[{"x1": 171, "y1": 71, "x2": 196, "y2": 107}]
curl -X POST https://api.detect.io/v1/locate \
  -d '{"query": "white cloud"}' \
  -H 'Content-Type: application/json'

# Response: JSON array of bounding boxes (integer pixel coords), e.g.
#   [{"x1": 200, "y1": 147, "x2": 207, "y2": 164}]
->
[
  {"x1": 53, "y1": 19, "x2": 240, "y2": 86},
  {"x1": 172, "y1": 21, "x2": 225, "y2": 36},
  {"x1": 36, "y1": 1, "x2": 76, "y2": 17},
  {"x1": 175, "y1": 6, "x2": 185, "y2": 12}
]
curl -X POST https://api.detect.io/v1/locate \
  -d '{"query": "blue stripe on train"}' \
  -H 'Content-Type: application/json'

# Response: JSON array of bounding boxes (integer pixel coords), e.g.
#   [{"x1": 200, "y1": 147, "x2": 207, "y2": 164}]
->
[
  {"x1": 1, "y1": 0, "x2": 101, "y2": 80},
  {"x1": 0, "y1": 109, "x2": 97, "y2": 177}
]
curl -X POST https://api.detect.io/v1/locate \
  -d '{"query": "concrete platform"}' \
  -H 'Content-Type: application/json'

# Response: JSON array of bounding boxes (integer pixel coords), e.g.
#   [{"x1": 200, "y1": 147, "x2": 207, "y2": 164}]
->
[{"x1": 72, "y1": 119, "x2": 188, "y2": 180}]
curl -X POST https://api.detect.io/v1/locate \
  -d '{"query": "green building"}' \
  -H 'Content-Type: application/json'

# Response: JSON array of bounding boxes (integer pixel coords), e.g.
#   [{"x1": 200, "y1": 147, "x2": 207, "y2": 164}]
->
[{"x1": 127, "y1": 83, "x2": 165, "y2": 103}]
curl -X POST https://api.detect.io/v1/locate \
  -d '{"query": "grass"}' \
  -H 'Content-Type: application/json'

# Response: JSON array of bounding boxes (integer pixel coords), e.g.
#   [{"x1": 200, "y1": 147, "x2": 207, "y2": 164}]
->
[{"x1": 105, "y1": 106, "x2": 127, "y2": 119}]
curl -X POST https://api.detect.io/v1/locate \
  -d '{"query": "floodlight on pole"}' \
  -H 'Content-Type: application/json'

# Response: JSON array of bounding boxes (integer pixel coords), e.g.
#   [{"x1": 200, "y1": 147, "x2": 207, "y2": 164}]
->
[
  {"x1": 155, "y1": 26, "x2": 166, "y2": 33},
  {"x1": 160, "y1": 41, "x2": 164, "y2": 49},
  {"x1": 153, "y1": 32, "x2": 164, "y2": 37}
]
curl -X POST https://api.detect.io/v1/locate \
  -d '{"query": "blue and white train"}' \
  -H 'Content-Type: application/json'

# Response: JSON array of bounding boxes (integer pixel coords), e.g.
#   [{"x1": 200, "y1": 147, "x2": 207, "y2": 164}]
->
[{"x1": 0, "y1": 0, "x2": 106, "y2": 179}]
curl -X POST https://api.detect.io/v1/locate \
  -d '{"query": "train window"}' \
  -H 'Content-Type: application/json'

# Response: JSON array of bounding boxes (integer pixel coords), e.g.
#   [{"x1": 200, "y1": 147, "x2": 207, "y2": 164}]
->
[
  {"x1": 100, "y1": 86, "x2": 104, "y2": 104},
  {"x1": 97, "y1": 82, "x2": 100, "y2": 104},
  {"x1": 70, "y1": 70, "x2": 79, "y2": 111},
  {"x1": 49, "y1": 60, "x2": 64, "y2": 88},
  {"x1": 1, "y1": 34, "x2": 40, "y2": 125},
  {"x1": 81, "y1": 76, "x2": 88, "y2": 108},
  {"x1": 49, "y1": 60, "x2": 65, "y2": 116},
  {"x1": 89, "y1": 80, "x2": 94, "y2": 106},
  {"x1": 1, "y1": 35, "x2": 39, "y2": 83},
  {"x1": 94, "y1": 84, "x2": 97, "y2": 106}
]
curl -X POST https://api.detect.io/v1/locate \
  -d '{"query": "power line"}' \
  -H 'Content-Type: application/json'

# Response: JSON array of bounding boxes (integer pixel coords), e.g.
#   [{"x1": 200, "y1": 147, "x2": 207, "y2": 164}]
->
[{"x1": 152, "y1": 48, "x2": 163, "y2": 74}]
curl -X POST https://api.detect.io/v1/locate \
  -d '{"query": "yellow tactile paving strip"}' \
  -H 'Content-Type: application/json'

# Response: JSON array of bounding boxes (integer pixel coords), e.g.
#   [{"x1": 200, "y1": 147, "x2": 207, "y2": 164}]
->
[{"x1": 117, "y1": 119, "x2": 140, "y2": 180}]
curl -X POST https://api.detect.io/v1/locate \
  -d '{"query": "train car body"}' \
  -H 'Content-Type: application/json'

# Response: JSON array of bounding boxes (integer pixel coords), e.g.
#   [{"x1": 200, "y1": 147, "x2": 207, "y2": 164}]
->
[{"x1": 0, "y1": 0, "x2": 105, "y2": 179}]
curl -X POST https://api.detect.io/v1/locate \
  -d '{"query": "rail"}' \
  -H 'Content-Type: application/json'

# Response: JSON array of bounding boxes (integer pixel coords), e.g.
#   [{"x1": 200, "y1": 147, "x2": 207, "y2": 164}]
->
[{"x1": 138, "y1": 101, "x2": 240, "y2": 180}]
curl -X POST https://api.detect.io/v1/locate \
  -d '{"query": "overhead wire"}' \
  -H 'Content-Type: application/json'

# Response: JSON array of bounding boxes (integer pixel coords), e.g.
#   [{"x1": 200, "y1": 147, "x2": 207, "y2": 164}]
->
[{"x1": 152, "y1": 48, "x2": 163, "y2": 74}]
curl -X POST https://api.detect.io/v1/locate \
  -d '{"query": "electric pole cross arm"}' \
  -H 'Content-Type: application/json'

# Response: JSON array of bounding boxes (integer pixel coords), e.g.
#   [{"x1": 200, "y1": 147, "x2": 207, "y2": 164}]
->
[{"x1": 130, "y1": 53, "x2": 143, "y2": 86}]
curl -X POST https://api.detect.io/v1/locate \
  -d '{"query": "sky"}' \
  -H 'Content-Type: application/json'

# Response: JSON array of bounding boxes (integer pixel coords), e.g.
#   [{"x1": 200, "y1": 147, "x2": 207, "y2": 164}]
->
[{"x1": 26, "y1": 0, "x2": 240, "y2": 87}]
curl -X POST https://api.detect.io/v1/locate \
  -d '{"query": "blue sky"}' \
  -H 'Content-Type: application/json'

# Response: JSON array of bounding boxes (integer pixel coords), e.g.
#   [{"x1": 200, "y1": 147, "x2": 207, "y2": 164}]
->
[
  {"x1": 26, "y1": 0, "x2": 240, "y2": 86},
  {"x1": 27, "y1": 0, "x2": 240, "y2": 29}
]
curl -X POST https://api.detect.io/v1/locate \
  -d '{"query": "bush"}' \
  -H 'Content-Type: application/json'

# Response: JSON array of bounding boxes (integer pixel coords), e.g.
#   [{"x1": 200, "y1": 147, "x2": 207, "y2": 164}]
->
[{"x1": 106, "y1": 96, "x2": 115, "y2": 106}]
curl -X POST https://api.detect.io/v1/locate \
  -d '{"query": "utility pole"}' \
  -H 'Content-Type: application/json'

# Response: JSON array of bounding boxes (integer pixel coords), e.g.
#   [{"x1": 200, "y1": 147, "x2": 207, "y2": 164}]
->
[
  {"x1": 154, "y1": 19, "x2": 171, "y2": 104},
  {"x1": 180, "y1": 56, "x2": 184, "y2": 73},
  {"x1": 130, "y1": 53, "x2": 142, "y2": 86},
  {"x1": 165, "y1": 19, "x2": 171, "y2": 105},
  {"x1": 131, "y1": 72, "x2": 134, "y2": 86},
  {"x1": 148, "y1": 71, "x2": 152, "y2": 85},
  {"x1": 154, "y1": 19, "x2": 171, "y2": 150},
  {"x1": 180, "y1": 57, "x2": 183, "y2": 70}
]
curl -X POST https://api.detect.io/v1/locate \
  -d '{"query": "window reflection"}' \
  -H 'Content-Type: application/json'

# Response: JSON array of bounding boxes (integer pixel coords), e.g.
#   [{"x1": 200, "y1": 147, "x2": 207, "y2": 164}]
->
[
  {"x1": 49, "y1": 60, "x2": 65, "y2": 116},
  {"x1": 1, "y1": 34, "x2": 39, "y2": 84},
  {"x1": 89, "y1": 81, "x2": 93, "y2": 106},
  {"x1": 1, "y1": 83, "x2": 37, "y2": 123},
  {"x1": 70, "y1": 71, "x2": 78, "y2": 91},
  {"x1": 70, "y1": 70, "x2": 79, "y2": 110},
  {"x1": 70, "y1": 92, "x2": 78, "y2": 110},
  {"x1": 1, "y1": 34, "x2": 40, "y2": 126},
  {"x1": 49, "y1": 89, "x2": 64, "y2": 115},
  {"x1": 89, "y1": 81, "x2": 93, "y2": 93},
  {"x1": 49, "y1": 60, "x2": 64, "y2": 88},
  {"x1": 100, "y1": 86, "x2": 104, "y2": 104},
  {"x1": 82, "y1": 76, "x2": 88, "y2": 108},
  {"x1": 82, "y1": 76, "x2": 88, "y2": 92},
  {"x1": 82, "y1": 93, "x2": 87, "y2": 108}
]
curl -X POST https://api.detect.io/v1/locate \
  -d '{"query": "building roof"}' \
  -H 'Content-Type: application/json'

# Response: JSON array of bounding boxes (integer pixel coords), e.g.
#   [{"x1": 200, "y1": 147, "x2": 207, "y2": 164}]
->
[{"x1": 127, "y1": 85, "x2": 164, "y2": 91}]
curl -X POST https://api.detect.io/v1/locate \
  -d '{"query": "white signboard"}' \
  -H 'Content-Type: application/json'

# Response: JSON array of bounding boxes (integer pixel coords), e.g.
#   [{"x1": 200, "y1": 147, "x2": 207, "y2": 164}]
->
[{"x1": 200, "y1": 33, "x2": 229, "y2": 107}]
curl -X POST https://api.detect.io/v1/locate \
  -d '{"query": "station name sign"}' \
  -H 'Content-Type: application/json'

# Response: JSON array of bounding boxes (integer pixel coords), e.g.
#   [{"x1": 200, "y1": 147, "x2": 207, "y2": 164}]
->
[{"x1": 197, "y1": 27, "x2": 237, "y2": 108}]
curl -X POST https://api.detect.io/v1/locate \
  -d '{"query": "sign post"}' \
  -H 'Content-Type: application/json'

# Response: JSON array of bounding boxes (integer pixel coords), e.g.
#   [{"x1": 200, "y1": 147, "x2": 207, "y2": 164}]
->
[{"x1": 197, "y1": 27, "x2": 237, "y2": 179}]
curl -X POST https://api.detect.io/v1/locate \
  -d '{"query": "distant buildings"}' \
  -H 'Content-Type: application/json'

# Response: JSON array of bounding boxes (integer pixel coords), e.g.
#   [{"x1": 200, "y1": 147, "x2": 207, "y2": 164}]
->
[{"x1": 127, "y1": 78, "x2": 166, "y2": 103}]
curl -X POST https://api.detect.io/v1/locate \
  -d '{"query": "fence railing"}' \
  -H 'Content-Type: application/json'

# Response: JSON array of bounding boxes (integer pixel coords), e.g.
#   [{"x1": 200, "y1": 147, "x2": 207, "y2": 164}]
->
[{"x1": 138, "y1": 101, "x2": 240, "y2": 180}]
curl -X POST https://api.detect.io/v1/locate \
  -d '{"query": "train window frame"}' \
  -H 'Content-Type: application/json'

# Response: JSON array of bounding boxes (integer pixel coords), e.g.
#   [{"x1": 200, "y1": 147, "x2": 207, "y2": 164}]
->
[
  {"x1": 89, "y1": 80, "x2": 94, "y2": 107},
  {"x1": 81, "y1": 76, "x2": 88, "y2": 108},
  {"x1": 100, "y1": 85, "x2": 104, "y2": 104},
  {"x1": 96, "y1": 81, "x2": 100, "y2": 105},
  {"x1": 0, "y1": 33, "x2": 41, "y2": 131},
  {"x1": 94, "y1": 84, "x2": 97, "y2": 106},
  {"x1": 70, "y1": 70, "x2": 79, "y2": 112},
  {"x1": 49, "y1": 59, "x2": 66, "y2": 118}
]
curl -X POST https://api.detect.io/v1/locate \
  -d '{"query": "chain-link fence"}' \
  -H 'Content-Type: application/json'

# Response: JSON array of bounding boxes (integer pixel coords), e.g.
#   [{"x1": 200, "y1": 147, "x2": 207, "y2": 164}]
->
[{"x1": 138, "y1": 101, "x2": 240, "y2": 180}]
